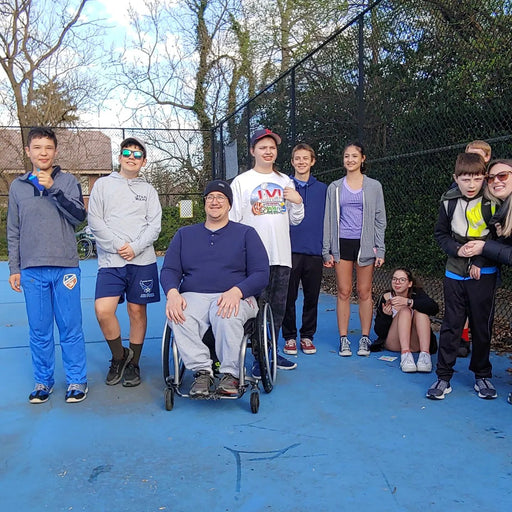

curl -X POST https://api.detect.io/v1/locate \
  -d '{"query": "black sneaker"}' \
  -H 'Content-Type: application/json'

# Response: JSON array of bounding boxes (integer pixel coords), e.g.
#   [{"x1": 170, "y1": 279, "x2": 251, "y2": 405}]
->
[
  {"x1": 106, "y1": 347, "x2": 133, "y2": 385},
  {"x1": 122, "y1": 363, "x2": 141, "y2": 387},
  {"x1": 189, "y1": 370, "x2": 213, "y2": 398}
]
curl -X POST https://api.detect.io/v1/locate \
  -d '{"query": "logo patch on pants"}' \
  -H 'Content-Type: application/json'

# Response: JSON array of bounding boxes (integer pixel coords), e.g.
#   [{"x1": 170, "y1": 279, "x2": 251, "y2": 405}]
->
[
  {"x1": 140, "y1": 279, "x2": 154, "y2": 298},
  {"x1": 63, "y1": 274, "x2": 78, "y2": 290}
]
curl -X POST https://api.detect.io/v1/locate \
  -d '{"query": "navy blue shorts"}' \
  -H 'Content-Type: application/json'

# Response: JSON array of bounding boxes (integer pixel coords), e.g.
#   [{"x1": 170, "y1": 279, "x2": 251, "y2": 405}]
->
[
  {"x1": 339, "y1": 238, "x2": 360, "y2": 262},
  {"x1": 95, "y1": 263, "x2": 161, "y2": 304}
]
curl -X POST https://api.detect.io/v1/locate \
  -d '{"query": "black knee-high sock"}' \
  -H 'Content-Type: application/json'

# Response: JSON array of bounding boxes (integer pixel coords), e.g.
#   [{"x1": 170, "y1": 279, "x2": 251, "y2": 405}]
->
[
  {"x1": 130, "y1": 343, "x2": 143, "y2": 366},
  {"x1": 107, "y1": 336, "x2": 124, "y2": 360}
]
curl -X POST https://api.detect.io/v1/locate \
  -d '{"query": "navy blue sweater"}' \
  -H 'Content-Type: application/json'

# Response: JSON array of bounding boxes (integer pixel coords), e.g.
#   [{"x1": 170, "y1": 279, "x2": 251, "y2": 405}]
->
[
  {"x1": 160, "y1": 221, "x2": 269, "y2": 298},
  {"x1": 290, "y1": 175, "x2": 327, "y2": 256}
]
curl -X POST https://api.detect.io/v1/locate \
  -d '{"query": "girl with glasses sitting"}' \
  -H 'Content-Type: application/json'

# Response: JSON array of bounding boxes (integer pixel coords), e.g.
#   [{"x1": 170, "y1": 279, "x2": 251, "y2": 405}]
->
[{"x1": 372, "y1": 268, "x2": 439, "y2": 373}]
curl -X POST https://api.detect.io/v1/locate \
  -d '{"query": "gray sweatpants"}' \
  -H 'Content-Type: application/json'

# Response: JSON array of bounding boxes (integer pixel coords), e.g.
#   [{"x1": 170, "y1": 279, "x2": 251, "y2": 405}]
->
[{"x1": 171, "y1": 292, "x2": 259, "y2": 377}]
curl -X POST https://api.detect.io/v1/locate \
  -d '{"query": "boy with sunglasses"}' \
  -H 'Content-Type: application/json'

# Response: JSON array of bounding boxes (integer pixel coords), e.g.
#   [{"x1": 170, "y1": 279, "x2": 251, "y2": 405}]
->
[
  {"x1": 88, "y1": 137, "x2": 162, "y2": 387},
  {"x1": 427, "y1": 152, "x2": 498, "y2": 400}
]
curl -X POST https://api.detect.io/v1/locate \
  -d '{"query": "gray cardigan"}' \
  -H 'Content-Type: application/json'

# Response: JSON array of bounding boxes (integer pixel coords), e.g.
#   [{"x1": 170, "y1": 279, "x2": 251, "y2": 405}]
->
[{"x1": 322, "y1": 175, "x2": 386, "y2": 266}]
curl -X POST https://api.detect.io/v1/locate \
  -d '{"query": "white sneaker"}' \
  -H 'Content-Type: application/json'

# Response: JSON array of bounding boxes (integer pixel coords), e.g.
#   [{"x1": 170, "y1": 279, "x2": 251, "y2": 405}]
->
[
  {"x1": 400, "y1": 352, "x2": 417, "y2": 373},
  {"x1": 339, "y1": 336, "x2": 352, "y2": 357},
  {"x1": 357, "y1": 336, "x2": 371, "y2": 356},
  {"x1": 416, "y1": 352, "x2": 432, "y2": 372}
]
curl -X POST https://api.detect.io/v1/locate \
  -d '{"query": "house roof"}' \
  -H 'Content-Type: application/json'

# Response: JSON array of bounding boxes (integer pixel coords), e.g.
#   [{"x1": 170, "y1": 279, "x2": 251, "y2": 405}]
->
[{"x1": 0, "y1": 128, "x2": 113, "y2": 174}]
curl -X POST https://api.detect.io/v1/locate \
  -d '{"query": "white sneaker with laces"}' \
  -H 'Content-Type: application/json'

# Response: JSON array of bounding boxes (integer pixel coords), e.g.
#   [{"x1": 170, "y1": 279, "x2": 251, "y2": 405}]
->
[
  {"x1": 357, "y1": 336, "x2": 371, "y2": 356},
  {"x1": 339, "y1": 336, "x2": 352, "y2": 357},
  {"x1": 416, "y1": 352, "x2": 432, "y2": 372},
  {"x1": 400, "y1": 351, "x2": 417, "y2": 373}
]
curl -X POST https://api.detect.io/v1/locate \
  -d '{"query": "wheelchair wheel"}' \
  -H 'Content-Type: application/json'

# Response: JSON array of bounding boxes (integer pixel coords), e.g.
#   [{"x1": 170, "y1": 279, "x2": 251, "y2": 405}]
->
[
  {"x1": 161, "y1": 321, "x2": 184, "y2": 386},
  {"x1": 255, "y1": 301, "x2": 277, "y2": 393},
  {"x1": 77, "y1": 236, "x2": 94, "y2": 260},
  {"x1": 250, "y1": 390, "x2": 259, "y2": 414},
  {"x1": 164, "y1": 387, "x2": 174, "y2": 411}
]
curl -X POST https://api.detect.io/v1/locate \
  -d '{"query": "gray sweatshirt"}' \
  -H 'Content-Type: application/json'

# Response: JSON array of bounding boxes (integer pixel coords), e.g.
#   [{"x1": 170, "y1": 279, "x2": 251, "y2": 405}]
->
[
  {"x1": 322, "y1": 175, "x2": 386, "y2": 266},
  {"x1": 7, "y1": 167, "x2": 86, "y2": 274},
  {"x1": 87, "y1": 172, "x2": 162, "y2": 269}
]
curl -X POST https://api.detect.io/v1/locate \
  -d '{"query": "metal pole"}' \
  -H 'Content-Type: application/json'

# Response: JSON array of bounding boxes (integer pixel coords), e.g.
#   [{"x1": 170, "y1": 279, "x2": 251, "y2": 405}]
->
[
  {"x1": 357, "y1": 14, "x2": 365, "y2": 143},
  {"x1": 290, "y1": 68, "x2": 296, "y2": 146}
]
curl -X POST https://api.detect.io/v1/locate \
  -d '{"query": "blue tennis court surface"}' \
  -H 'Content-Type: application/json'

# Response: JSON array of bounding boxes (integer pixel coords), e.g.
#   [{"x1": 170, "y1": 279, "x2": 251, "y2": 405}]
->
[{"x1": 1, "y1": 258, "x2": 511, "y2": 511}]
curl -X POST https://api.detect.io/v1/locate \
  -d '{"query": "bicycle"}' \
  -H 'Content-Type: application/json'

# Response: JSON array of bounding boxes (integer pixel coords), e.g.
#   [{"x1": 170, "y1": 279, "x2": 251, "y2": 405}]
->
[{"x1": 75, "y1": 226, "x2": 96, "y2": 260}]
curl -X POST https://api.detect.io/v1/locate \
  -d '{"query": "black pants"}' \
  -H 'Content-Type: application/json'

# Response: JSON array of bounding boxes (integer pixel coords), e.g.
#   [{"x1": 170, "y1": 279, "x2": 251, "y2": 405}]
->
[
  {"x1": 436, "y1": 274, "x2": 496, "y2": 381},
  {"x1": 282, "y1": 253, "x2": 323, "y2": 341},
  {"x1": 260, "y1": 265, "x2": 291, "y2": 342}
]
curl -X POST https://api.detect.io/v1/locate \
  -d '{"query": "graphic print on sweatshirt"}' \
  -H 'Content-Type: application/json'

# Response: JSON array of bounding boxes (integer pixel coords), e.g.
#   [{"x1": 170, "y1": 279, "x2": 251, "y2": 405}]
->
[{"x1": 250, "y1": 182, "x2": 287, "y2": 216}]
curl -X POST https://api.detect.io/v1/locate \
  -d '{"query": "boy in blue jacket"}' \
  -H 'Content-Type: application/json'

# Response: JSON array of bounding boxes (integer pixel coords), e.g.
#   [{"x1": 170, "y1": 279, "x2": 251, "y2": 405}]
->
[{"x1": 282, "y1": 143, "x2": 327, "y2": 355}]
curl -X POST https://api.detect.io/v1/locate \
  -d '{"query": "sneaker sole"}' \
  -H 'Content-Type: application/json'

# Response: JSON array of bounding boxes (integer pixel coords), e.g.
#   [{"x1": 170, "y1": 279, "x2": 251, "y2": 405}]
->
[
  {"x1": 339, "y1": 351, "x2": 352, "y2": 357},
  {"x1": 301, "y1": 349, "x2": 316, "y2": 354},
  {"x1": 401, "y1": 366, "x2": 417, "y2": 373},
  {"x1": 29, "y1": 396, "x2": 50, "y2": 404},
  {"x1": 277, "y1": 363, "x2": 297, "y2": 370},
  {"x1": 106, "y1": 349, "x2": 134, "y2": 386},
  {"x1": 357, "y1": 350, "x2": 370, "y2": 356},
  {"x1": 417, "y1": 365, "x2": 432, "y2": 373},
  {"x1": 426, "y1": 386, "x2": 452, "y2": 400},
  {"x1": 283, "y1": 349, "x2": 298, "y2": 355}
]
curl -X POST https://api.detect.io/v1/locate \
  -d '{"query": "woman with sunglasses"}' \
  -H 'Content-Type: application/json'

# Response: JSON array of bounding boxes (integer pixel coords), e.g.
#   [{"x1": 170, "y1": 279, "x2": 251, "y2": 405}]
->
[
  {"x1": 461, "y1": 159, "x2": 512, "y2": 404},
  {"x1": 373, "y1": 268, "x2": 439, "y2": 372}
]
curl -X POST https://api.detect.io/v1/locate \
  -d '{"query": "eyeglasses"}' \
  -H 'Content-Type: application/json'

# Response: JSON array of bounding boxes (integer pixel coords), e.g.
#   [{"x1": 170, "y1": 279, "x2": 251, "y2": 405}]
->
[
  {"x1": 121, "y1": 149, "x2": 144, "y2": 159},
  {"x1": 486, "y1": 171, "x2": 512, "y2": 184},
  {"x1": 391, "y1": 277, "x2": 408, "y2": 283},
  {"x1": 205, "y1": 194, "x2": 227, "y2": 203}
]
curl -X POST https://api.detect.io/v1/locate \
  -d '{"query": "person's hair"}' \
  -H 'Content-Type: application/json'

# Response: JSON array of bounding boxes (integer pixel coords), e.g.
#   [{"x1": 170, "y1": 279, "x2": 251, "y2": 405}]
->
[
  {"x1": 291, "y1": 143, "x2": 316, "y2": 160},
  {"x1": 391, "y1": 267, "x2": 423, "y2": 297},
  {"x1": 454, "y1": 152, "x2": 486, "y2": 177},
  {"x1": 486, "y1": 159, "x2": 512, "y2": 237},
  {"x1": 343, "y1": 141, "x2": 366, "y2": 173},
  {"x1": 27, "y1": 127, "x2": 58, "y2": 148},
  {"x1": 465, "y1": 139, "x2": 491, "y2": 160}
]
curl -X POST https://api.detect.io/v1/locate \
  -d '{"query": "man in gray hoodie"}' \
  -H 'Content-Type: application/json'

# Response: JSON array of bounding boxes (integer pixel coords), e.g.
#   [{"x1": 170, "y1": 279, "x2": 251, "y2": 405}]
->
[{"x1": 88, "y1": 137, "x2": 162, "y2": 387}]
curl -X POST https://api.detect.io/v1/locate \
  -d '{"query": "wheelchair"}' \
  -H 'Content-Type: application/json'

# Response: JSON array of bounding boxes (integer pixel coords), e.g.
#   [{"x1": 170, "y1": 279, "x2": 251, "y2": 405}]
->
[{"x1": 161, "y1": 299, "x2": 277, "y2": 413}]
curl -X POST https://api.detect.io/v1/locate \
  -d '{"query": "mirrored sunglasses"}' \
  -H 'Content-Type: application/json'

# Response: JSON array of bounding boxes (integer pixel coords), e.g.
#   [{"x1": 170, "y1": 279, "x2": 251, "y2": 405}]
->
[
  {"x1": 486, "y1": 171, "x2": 512, "y2": 184},
  {"x1": 121, "y1": 149, "x2": 144, "y2": 159}
]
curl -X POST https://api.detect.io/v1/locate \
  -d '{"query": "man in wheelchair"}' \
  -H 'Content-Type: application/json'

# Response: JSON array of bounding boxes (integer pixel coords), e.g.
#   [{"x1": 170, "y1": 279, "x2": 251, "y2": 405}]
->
[{"x1": 160, "y1": 180, "x2": 269, "y2": 397}]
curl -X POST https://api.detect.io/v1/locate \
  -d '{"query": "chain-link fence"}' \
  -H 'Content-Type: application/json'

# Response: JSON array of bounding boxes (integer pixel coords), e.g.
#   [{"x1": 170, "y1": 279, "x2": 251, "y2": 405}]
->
[{"x1": 211, "y1": 0, "x2": 512, "y2": 346}]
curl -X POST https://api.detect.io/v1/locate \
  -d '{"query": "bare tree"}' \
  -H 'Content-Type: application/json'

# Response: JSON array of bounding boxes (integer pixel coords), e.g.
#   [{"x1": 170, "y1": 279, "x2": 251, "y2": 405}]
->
[
  {"x1": 114, "y1": 0, "x2": 246, "y2": 185},
  {"x1": 0, "y1": 0, "x2": 107, "y2": 144}
]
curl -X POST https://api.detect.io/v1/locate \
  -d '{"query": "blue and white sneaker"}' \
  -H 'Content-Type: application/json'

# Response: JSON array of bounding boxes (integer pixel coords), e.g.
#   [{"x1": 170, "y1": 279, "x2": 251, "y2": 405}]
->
[
  {"x1": 29, "y1": 383, "x2": 53, "y2": 404},
  {"x1": 474, "y1": 378, "x2": 497, "y2": 399},
  {"x1": 65, "y1": 383, "x2": 88, "y2": 403},
  {"x1": 276, "y1": 354, "x2": 297, "y2": 370}
]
